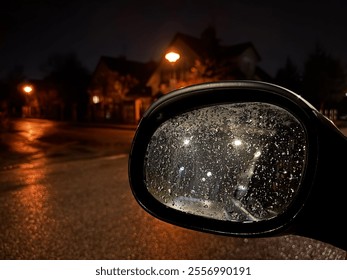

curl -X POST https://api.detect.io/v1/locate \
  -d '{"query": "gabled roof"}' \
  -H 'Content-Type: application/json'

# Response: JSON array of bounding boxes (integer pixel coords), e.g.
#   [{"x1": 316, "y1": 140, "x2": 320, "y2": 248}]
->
[
  {"x1": 98, "y1": 56, "x2": 157, "y2": 82},
  {"x1": 169, "y1": 32, "x2": 261, "y2": 61},
  {"x1": 169, "y1": 33, "x2": 208, "y2": 58}
]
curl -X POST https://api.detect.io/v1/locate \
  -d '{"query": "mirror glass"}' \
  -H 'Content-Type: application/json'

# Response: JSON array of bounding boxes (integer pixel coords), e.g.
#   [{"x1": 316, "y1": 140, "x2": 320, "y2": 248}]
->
[{"x1": 144, "y1": 102, "x2": 307, "y2": 222}]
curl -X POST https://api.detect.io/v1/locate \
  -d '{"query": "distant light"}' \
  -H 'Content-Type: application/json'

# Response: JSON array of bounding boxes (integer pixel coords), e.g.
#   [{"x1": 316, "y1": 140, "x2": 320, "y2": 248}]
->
[
  {"x1": 165, "y1": 51, "x2": 180, "y2": 63},
  {"x1": 345, "y1": 92, "x2": 347, "y2": 97},
  {"x1": 92, "y1": 95, "x2": 100, "y2": 104},
  {"x1": 183, "y1": 138, "x2": 190, "y2": 146},
  {"x1": 23, "y1": 85, "x2": 33, "y2": 94},
  {"x1": 254, "y1": 150, "x2": 261, "y2": 158},
  {"x1": 233, "y1": 139, "x2": 242, "y2": 147}
]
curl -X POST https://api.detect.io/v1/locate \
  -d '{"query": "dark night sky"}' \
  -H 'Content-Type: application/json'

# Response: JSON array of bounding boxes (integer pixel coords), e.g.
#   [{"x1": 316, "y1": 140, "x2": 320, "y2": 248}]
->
[{"x1": 1, "y1": 0, "x2": 347, "y2": 79}]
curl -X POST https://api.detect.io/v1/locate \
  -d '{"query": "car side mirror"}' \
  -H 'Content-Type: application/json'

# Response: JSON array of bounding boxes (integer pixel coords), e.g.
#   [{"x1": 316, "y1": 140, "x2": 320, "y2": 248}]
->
[{"x1": 129, "y1": 81, "x2": 347, "y2": 251}]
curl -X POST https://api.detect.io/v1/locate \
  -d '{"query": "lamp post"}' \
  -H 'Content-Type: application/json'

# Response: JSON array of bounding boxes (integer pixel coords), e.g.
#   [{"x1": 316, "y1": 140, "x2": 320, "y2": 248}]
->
[
  {"x1": 165, "y1": 51, "x2": 180, "y2": 90},
  {"x1": 22, "y1": 84, "x2": 34, "y2": 117}
]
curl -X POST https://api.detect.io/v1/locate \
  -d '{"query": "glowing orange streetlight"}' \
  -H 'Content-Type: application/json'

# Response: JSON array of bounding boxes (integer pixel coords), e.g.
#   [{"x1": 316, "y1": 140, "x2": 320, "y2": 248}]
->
[
  {"x1": 165, "y1": 51, "x2": 180, "y2": 63},
  {"x1": 92, "y1": 95, "x2": 100, "y2": 104},
  {"x1": 23, "y1": 85, "x2": 33, "y2": 94}
]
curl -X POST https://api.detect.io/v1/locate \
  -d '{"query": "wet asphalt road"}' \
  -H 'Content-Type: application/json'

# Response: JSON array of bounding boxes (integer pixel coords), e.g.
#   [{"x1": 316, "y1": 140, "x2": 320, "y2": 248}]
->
[{"x1": 0, "y1": 119, "x2": 346, "y2": 259}]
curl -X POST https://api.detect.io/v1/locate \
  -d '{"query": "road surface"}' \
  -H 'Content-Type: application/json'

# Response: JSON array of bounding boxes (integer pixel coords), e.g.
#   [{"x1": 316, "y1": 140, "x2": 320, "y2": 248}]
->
[{"x1": 0, "y1": 118, "x2": 346, "y2": 259}]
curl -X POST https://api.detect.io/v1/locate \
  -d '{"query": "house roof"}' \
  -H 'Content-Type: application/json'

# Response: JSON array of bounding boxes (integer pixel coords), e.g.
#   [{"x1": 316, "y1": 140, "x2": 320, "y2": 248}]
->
[
  {"x1": 169, "y1": 32, "x2": 261, "y2": 61},
  {"x1": 98, "y1": 56, "x2": 157, "y2": 82},
  {"x1": 170, "y1": 32, "x2": 208, "y2": 58}
]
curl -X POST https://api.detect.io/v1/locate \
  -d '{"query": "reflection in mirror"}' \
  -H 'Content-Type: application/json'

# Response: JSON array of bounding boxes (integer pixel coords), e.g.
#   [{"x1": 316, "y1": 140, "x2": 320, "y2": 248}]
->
[{"x1": 144, "y1": 103, "x2": 307, "y2": 222}]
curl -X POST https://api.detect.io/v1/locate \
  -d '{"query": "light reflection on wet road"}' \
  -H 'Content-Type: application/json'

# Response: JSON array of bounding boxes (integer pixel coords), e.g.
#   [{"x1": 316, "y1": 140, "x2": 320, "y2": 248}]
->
[
  {"x1": 0, "y1": 118, "x2": 135, "y2": 170},
  {"x1": 0, "y1": 119, "x2": 346, "y2": 259}
]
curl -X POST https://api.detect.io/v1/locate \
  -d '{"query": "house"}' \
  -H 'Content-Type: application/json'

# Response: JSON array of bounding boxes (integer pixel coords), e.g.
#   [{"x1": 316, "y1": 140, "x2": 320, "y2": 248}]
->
[
  {"x1": 89, "y1": 27, "x2": 271, "y2": 124},
  {"x1": 147, "y1": 27, "x2": 271, "y2": 98},
  {"x1": 88, "y1": 56, "x2": 156, "y2": 123}
]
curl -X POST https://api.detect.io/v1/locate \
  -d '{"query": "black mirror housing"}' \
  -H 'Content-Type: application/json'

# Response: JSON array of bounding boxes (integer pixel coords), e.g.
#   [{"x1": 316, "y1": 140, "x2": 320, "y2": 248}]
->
[{"x1": 129, "y1": 81, "x2": 347, "y2": 251}]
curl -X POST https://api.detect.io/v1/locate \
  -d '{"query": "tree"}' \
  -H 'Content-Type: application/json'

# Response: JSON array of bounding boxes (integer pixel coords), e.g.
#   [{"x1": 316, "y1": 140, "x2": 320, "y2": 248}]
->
[
  {"x1": 302, "y1": 44, "x2": 346, "y2": 110},
  {"x1": 3, "y1": 65, "x2": 26, "y2": 117},
  {"x1": 41, "y1": 53, "x2": 90, "y2": 121}
]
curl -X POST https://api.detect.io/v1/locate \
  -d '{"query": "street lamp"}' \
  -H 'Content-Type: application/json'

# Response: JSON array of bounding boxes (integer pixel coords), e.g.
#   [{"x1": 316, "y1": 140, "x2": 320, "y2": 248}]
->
[
  {"x1": 21, "y1": 84, "x2": 34, "y2": 117},
  {"x1": 92, "y1": 95, "x2": 100, "y2": 104},
  {"x1": 23, "y1": 85, "x2": 33, "y2": 94},
  {"x1": 165, "y1": 51, "x2": 180, "y2": 90},
  {"x1": 165, "y1": 51, "x2": 180, "y2": 63}
]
